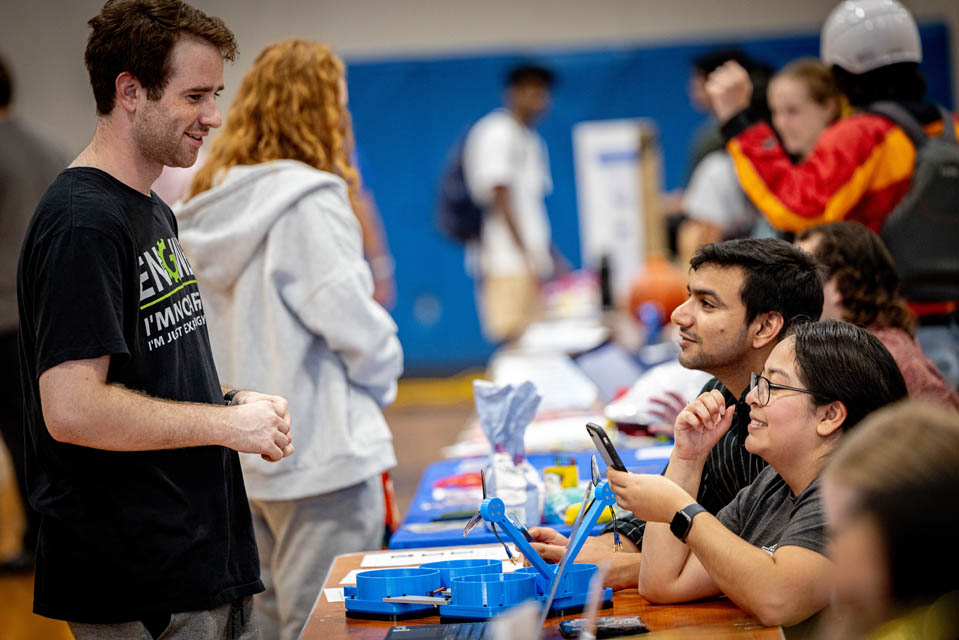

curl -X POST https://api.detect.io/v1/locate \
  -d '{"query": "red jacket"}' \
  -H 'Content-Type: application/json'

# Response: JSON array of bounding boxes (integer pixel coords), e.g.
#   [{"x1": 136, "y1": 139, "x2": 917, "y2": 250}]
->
[{"x1": 725, "y1": 107, "x2": 959, "y2": 233}]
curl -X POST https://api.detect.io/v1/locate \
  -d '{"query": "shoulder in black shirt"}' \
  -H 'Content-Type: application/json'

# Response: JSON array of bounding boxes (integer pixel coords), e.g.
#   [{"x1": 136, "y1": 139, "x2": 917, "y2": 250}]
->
[{"x1": 605, "y1": 377, "x2": 768, "y2": 548}]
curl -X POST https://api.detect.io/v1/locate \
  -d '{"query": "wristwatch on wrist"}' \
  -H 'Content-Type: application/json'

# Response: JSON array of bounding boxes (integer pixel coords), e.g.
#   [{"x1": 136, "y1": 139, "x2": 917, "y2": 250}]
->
[
  {"x1": 670, "y1": 503, "x2": 707, "y2": 543},
  {"x1": 223, "y1": 389, "x2": 240, "y2": 406}
]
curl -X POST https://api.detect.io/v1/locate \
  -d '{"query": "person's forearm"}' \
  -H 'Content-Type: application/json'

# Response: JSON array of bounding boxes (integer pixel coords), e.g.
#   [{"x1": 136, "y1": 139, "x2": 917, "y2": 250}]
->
[
  {"x1": 639, "y1": 460, "x2": 704, "y2": 599},
  {"x1": 593, "y1": 533, "x2": 643, "y2": 591},
  {"x1": 636, "y1": 516, "x2": 695, "y2": 601},
  {"x1": 663, "y1": 454, "x2": 706, "y2": 498},
  {"x1": 45, "y1": 379, "x2": 235, "y2": 451},
  {"x1": 685, "y1": 516, "x2": 821, "y2": 626},
  {"x1": 492, "y1": 186, "x2": 529, "y2": 258},
  {"x1": 353, "y1": 190, "x2": 392, "y2": 263}
]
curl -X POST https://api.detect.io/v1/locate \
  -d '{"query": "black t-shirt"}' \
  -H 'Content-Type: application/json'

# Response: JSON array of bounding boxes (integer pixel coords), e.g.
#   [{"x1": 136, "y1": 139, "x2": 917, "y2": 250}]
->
[{"x1": 17, "y1": 167, "x2": 262, "y2": 623}]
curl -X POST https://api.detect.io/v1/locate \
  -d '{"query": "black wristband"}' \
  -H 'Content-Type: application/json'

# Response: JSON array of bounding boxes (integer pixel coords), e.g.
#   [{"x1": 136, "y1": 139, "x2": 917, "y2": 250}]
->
[
  {"x1": 670, "y1": 503, "x2": 707, "y2": 543},
  {"x1": 223, "y1": 389, "x2": 240, "y2": 406},
  {"x1": 719, "y1": 107, "x2": 760, "y2": 143}
]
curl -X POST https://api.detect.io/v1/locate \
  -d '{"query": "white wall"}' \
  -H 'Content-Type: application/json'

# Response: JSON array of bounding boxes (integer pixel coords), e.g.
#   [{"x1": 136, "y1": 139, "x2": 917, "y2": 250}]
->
[{"x1": 2, "y1": 0, "x2": 957, "y2": 156}]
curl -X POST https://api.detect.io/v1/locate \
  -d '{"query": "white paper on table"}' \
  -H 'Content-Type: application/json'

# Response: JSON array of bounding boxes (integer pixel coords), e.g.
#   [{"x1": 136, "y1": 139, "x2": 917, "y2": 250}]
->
[
  {"x1": 324, "y1": 588, "x2": 345, "y2": 602},
  {"x1": 515, "y1": 320, "x2": 609, "y2": 354},
  {"x1": 360, "y1": 546, "x2": 510, "y2": 568},
  {"x1": 488, "y1": 351, "x2": 599, "y2": 412},
  {"x1": 636, "y1": 445, "x2": 673, "y2": 460},
  {"x1": 442, "y1": 412, "x2": 607, "y2": 459}
]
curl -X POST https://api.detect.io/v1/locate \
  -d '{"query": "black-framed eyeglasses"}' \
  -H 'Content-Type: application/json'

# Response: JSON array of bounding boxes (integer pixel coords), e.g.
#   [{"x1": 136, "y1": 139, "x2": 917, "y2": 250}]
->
[{"x1": 750, "y1": 371, "x2": 815, "y2": 407}]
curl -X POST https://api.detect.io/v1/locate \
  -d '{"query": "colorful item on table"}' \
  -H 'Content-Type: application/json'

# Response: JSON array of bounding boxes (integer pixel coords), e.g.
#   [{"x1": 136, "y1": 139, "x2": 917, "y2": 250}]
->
[
  {"x1": 432, "y1": 472, "x2": 482, "y2": 488},
  {"x1": 542, "y1": 463, "x2": 579, "y2": 488},
  {"x1": 474, "y1": 380, "x2": 546, "y2": 527}
]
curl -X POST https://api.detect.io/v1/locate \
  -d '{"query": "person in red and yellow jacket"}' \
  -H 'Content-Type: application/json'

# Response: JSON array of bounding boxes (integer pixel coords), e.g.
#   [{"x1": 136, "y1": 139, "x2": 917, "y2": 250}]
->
[
  {"x1": 706, "y1": 0, "x2": 959, "y2": 236},
  {"x1": 705, "y1": 0, "x2": 959, "y2": 390}
]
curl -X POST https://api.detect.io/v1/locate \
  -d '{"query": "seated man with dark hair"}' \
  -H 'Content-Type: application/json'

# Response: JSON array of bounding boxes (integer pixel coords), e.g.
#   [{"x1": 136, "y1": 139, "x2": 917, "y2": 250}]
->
[{"x1": 530, "y1": 238, "x2": 823, "y2": 589}]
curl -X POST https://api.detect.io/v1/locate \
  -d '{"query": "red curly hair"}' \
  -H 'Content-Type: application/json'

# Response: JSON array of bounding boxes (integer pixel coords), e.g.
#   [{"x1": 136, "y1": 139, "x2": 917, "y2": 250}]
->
[{"x1": 187, "y1": 39, "x2": 358, "y2": 203}]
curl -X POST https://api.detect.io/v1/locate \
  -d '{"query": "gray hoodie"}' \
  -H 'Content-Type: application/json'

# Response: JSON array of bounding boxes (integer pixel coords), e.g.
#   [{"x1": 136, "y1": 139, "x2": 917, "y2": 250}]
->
[{"x1": 175, "y1": 160, "x2": 401, "y2": 500}]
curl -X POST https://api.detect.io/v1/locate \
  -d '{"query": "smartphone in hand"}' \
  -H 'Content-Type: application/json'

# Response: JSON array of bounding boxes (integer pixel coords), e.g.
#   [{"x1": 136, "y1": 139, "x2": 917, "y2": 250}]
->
[{"x1": 586, "y1": 422, "x2": 627, "y2": 472}]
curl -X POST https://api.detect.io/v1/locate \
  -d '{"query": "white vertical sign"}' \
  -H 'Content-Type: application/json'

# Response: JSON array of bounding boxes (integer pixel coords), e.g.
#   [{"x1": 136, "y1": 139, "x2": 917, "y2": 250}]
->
[{"x1": 572, "y1": 119, "x2": 651, "y2": 305}]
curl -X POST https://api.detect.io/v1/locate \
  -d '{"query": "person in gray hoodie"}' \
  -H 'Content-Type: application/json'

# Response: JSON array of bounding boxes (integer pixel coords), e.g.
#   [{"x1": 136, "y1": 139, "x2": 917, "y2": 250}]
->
[{"x1": 176, "y1": 39, "x2": 403, "y2": 640}]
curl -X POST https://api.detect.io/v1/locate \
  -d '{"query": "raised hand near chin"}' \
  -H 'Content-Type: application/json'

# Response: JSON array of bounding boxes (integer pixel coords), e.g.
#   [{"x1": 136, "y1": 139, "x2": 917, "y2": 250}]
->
[{"x1": 672, "y1": 389, "x2": 735, "y2": 463}]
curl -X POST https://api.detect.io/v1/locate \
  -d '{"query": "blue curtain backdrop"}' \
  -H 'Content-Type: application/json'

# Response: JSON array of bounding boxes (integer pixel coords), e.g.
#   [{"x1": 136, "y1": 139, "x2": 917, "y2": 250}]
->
[{"x1": 345, "y1": 24, "x2": 954, "y2": 375}]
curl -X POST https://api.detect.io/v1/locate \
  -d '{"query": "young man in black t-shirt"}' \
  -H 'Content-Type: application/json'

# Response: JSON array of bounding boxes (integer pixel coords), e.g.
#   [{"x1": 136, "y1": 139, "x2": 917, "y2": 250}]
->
[
  {"x1": 17, "y1": 2, "x2": 294, "y2": 637},
  {"x1": 528, "y1": 239, "x2": 823, "y2": 590}
]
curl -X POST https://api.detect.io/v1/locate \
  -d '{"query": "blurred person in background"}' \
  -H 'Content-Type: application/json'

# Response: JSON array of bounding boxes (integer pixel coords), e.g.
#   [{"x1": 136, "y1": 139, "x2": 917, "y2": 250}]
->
[
  {"x1": 675, "y1": 51, "x2": 775, "y2": 266},
  {"x1": 463, "y1": 63, "x2": 564, "y2": 343},
  {"x1": 678, "y1": 58, "x2": 841, "y2": 267},
  {"x1": 708, "y1": 0, "x2": 959, "y2": 390},
  {"x1": 767, "y1": 58, "x2": 843, "y2": 162},
  {"x1": 0, "y1": 54, "x2": 64, "y2": 574},
  {"x1": 350, "y1": 157, "x2": 396, "y2": 310},
  {"x1": 708, "y1": 0, "x2": 951, "y2": 234},
  {"x1": 796, "y1": 221, "x2": 959, "y2": 411},
  {"x1": 177, "y1": 39, "x2": 402, "y2": 640},
  {"x1": 684, "y1": 49, "x2": 764, "y2": 177},
  {"x1": 821, "y1": 400, "x2": 959, "y2": 639}
]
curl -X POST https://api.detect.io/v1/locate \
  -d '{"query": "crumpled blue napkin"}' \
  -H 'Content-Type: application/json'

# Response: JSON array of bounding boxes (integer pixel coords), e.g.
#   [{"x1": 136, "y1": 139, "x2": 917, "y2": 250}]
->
[{"x1": 473, "y1": 379, "x2": 542, "y2": 462}]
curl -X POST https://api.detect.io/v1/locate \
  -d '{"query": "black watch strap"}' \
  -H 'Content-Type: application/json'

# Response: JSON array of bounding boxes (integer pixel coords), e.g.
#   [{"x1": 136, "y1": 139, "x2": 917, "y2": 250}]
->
[
  {"x1": 223, "y1": 389, "x2": 240, "y2": 406},
  {"x1": 670, "y1": 503, "x2": 707, "y2": 543}
]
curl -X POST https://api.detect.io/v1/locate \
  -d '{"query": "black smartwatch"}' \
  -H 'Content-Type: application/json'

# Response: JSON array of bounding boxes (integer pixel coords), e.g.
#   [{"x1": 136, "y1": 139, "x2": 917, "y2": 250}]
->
[
  {"x1": 223, "y1": 389, "x2": 240, "y2": 406},
  {"x1": 670, "y1": 503, "x2": 707, "y2": 543}
]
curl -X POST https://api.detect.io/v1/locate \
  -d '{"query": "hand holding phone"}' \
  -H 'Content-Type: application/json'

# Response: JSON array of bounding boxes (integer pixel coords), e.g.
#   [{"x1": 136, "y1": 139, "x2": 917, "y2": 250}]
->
[{"x1": 586, "y1": 422, "x2": 627, "y2": 472}]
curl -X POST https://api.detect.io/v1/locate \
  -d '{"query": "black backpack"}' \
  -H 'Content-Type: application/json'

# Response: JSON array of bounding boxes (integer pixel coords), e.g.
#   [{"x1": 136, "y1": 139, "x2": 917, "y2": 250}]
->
[
  {"x1": 870, "y1": 102, "x2": 959, "y2": 302},
  {"x1": 436, "y1": 135, "x2": 484, "y2": 244}
]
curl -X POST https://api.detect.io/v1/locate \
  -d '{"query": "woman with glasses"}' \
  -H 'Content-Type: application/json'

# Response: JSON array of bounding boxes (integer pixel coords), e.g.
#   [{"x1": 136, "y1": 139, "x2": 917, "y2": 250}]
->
[{"x1": 606, "y1": 320, "x2": 907, "y2": 628}]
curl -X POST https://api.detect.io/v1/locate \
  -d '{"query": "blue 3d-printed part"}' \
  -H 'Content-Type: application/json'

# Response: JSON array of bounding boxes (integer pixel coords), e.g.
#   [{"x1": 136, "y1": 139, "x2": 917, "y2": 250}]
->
[
  {"x1": 439, "y1": 572, "x2": 539, "y2": 620},
  {"x1": 420, "y1": 558, "x2": 502, "y2": 588},
  {"x1": 441, "y1": 480, "x2": 616, "y2": 619},
  {"x1": 341, "y1": 477, "x2": 617, "y2": 622},
  {"x1": 344, "y1": 567, "x2": 442, "y2": 618}
]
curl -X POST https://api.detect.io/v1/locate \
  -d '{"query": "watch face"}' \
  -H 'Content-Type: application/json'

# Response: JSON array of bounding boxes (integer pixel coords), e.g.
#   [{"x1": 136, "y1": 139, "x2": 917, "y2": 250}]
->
[{"x1": 670, "y1": 510, "x2": 692, "y2": 541}]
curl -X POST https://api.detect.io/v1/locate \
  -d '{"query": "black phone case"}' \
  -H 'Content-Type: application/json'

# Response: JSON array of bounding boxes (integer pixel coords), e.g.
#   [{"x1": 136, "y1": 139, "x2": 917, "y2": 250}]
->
[{"x1": 586, "y1": 422, "x2": 627, "y2": 471}]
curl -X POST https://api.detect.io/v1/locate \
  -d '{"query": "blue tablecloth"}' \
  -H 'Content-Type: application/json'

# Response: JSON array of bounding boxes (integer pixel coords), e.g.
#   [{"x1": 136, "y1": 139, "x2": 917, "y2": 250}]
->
[{"x1": 388, "y1": 446, "x2": 672, "y2": 549}]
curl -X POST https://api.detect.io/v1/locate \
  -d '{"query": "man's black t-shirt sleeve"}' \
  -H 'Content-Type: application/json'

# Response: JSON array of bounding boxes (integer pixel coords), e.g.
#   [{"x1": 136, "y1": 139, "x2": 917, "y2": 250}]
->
[
  {"x1": 31, "y1": 226, "x2": 130, "y2": 376},
  {"x1": 603, "y1": 378, "x2": 754, "y2": 548}
]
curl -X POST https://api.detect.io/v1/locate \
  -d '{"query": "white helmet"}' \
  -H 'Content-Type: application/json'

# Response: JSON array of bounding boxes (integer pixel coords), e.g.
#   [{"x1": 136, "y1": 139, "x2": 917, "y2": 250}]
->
[{"x1": 821, "y1": 0, "x2": 922, "y2": 74}]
